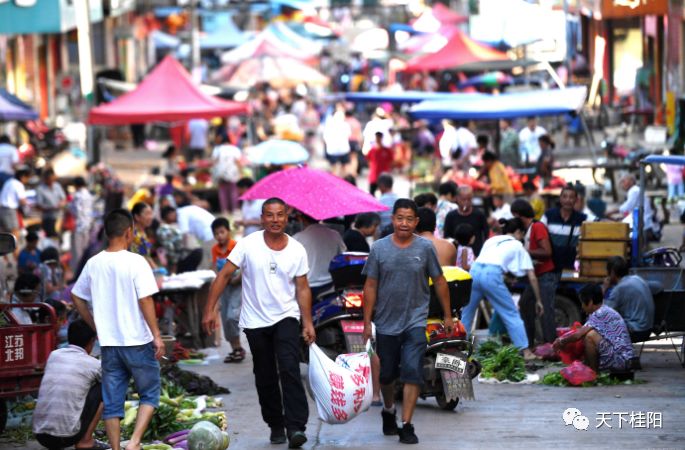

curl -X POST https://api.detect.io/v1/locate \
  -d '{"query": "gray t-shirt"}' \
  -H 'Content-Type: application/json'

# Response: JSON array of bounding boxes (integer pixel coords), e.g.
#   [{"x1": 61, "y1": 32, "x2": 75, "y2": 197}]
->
[
  {"x1": 605, "y1": 275, "x2": 654, "y2": 333},
  {"x1": 362, "y1": 235, "x2": 442, "y2": 335}
]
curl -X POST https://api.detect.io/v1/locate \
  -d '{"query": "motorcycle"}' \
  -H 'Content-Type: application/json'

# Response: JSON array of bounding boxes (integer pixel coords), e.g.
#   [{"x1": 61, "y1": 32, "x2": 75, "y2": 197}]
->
[
  {"x1": 309, "y1": 253, "x2": 481, "y2": 411},
  {"x1": 308, "y1": 252, "x2": 368, "y2": 361},
  {"x1": 404, "y1": 266, "x2": 481, "y2": 411}
]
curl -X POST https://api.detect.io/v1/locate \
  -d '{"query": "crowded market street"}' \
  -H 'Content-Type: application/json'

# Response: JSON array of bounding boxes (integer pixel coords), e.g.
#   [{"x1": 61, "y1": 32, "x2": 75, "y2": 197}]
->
[{"x1": 2, "y1": 0, "x2": 685, "y2": 449}]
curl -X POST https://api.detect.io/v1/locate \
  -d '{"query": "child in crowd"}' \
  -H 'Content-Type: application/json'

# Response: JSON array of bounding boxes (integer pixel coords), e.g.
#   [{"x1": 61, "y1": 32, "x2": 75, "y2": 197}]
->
[
  {"x1": 454, "y1": 223, "x2": 476, "y2": 271},
  {"x1": 18, "y1": 231, "x2": 41, "y2": 274},
  {"x1": 523, "y1": 181, "x2": 545, "y2": 220},
  {"x1": 210, "y1": 218, "x2": 244, "y2": 363},
  {"x1": 366, "y1": 132, "x2": 395, "y2": 196},
  {"x1": 36, "y1": 247, "x2": 64, "y2": 302}
]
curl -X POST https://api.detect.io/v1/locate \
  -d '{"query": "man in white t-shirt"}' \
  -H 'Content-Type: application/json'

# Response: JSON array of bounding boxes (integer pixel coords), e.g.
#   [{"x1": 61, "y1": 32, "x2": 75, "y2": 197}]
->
[
  {"x1": 0, "y1": 167, "x2": 29, "y2": 235},
  {"x1": 203, "y1": 198, "x2": 314, "y2": 449},
  {"x1": 518, "y1": 117, "x2": 546, "y2": 166},
  {"x1": 0, "y1": 135, "x2": 19, "y2": 177},
  {"x1": 293, "y1": 213, "x2": 346, "y2": 299},
  {"x1": 72, "y1": 209, "x2": 164, "y2": 450},
  {"x1": 187, "y1": 118, "x2": 209, "y2": 161}
]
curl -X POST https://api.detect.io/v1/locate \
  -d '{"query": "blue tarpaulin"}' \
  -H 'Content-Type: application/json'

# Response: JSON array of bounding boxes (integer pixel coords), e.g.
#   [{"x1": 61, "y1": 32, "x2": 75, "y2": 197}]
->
[
  {"x1": 409, "y1": 87, "x2": 587, "y2": 121},
  {"x1": 0, "y1": 94, "x2": 38, "y2": 121},
  {"x1": 341, "y1": 91, "x2": 483, "y2": 104}
]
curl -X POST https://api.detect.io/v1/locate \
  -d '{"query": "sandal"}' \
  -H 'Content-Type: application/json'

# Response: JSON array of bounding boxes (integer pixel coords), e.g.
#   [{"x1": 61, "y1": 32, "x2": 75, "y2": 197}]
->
[
  {"x1": 223, "y1": 348, "x2": 246, "y2": 363},
  {"x1": 76, "y1": 438, "x2": 111, "y2": 450}
]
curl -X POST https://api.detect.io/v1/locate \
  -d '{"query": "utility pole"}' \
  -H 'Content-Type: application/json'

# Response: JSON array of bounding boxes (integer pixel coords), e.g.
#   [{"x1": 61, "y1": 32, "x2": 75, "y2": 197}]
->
[
  {"x1": 74, "y1": 0, "x2": 97, "y2": 162},
  {"x1": 189, "y1": 0, "x2": 201, "y2": 81}
]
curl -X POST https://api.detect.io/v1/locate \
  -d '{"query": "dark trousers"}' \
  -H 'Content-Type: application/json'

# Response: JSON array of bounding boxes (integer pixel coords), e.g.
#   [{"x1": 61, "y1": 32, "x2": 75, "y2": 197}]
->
[
  {"x1": 244, "y1": 318, "x2": 308, "y2": 434},
  {"x1": 42, "y1": 217, "x2": 57, "y2": 236},
  {"x1": 519, "y1": 271, "x2": 560, "y2": 346},
  {"x1": 35, "y1": 382, "x2": 102, "y2": 450},
  {"x1": 177, "y1": 248, "x2": 203, "y2": 273}
]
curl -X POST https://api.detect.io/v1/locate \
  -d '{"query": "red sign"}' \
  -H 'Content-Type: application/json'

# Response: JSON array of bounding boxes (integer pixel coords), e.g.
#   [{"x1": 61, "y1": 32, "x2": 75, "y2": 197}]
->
[{"x1": 340, "y1": 320, "x2": 364, "y2": 334}]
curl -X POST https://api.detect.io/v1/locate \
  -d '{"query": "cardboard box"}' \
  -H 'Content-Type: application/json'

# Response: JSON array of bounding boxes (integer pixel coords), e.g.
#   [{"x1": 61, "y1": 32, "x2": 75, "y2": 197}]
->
[{"x1": 581, "y1": 222, "x2": 630, "y2": 241}]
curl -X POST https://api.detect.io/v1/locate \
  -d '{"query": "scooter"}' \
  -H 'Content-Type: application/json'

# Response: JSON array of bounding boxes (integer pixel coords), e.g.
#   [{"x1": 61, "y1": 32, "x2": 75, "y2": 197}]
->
[
  {"x1": 308, "y1": 252, "x2": 368, "y2": 361},
  {"x1": 409, "y1": 266, "x2": 481, "y2": 410}
]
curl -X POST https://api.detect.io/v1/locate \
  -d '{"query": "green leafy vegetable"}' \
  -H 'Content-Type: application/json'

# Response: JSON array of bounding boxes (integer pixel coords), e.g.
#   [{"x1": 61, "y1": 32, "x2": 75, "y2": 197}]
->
[{"x1": 480, "y1": 344, "x2": 526, "y2": 382}]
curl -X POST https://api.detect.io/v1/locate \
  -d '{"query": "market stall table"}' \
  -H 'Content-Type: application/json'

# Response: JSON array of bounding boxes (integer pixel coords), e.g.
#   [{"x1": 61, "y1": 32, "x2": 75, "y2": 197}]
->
[{"x1": 157, "y1": 270, "x2": 216, "y2": 349}]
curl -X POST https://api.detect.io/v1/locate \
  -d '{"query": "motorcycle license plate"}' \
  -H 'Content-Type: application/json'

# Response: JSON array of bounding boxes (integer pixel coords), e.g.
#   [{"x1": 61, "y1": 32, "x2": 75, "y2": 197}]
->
[
  {"x1": 435, "y1": 353, "x2": 466, "y2": 374},
  {"x1": 340, "y1": 320, "x2": 366, "y2": 353}
]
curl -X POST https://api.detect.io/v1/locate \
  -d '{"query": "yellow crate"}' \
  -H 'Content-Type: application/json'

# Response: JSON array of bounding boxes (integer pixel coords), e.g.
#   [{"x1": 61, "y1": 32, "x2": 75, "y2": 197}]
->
[
  {"x1": 579, "y1": 259, "x2": 608, "y2": 277},
  {"x1": 581, "y1": 222, "x2": 630, "y2": 241},
  {"x1": 578, "y1": 240, "x2": 630, "y2": 259}
]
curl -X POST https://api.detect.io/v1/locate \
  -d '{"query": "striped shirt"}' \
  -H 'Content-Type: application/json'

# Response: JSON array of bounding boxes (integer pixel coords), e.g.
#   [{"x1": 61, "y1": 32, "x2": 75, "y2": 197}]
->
[
  {"x1": 541, "y1": 208, "x2": 586, "y2": 272},
  {"x1": 32, "y1": 345, "x2": 101, "y2": 437}
]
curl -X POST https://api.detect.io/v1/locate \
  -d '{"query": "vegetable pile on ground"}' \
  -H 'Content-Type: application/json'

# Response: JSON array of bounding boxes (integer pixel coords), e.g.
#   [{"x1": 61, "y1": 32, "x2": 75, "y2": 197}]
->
[
  {"x1": 121, "y1": 376, "x2": 227, "y2": 445},
  {"x1": 162, "y1": 365, "x2": 230, "y2": 395},
  {"x1": 479, "y1": 343, "x2": 527, "y2": 382},
  {"x1": 541, "y1": 371, "x2": 645, "y2": 387}
]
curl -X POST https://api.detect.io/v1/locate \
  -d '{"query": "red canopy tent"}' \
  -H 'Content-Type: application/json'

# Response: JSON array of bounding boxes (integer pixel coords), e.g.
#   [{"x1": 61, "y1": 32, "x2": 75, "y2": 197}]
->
[
  {"x1": 403, "y1": 29, "x2": 513, "y2": 73},
  {"x1": 89, "y1": 56, "x2": 247, "y2": 125},
  {"x1": 431, "y1": 3, "x2": 467, "y2": 24}
]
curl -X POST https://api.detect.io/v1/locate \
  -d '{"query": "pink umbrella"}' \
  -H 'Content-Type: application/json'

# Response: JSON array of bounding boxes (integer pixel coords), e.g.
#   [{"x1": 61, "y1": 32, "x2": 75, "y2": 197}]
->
[{"x1": 240, "y1": 167, "x2": 389, "y2": 220}]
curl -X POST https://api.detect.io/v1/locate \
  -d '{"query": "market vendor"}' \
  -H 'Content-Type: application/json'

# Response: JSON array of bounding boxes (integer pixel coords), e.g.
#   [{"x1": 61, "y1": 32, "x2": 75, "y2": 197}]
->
[
  {"x1": 553, "y1": 284, "x2": 634, "y2": 372},
  {"x1": 603, "y1": 256, "x2": 654, "y2": 342},
  {"x1": 33, "y1": 319, "x2": 106, "y2": 450}
]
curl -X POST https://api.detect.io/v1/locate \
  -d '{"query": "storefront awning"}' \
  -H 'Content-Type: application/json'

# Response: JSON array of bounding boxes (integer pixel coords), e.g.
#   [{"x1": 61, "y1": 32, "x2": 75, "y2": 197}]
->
[{"x1": 0, "y1": 0, "x2": 103, "y2": 34}]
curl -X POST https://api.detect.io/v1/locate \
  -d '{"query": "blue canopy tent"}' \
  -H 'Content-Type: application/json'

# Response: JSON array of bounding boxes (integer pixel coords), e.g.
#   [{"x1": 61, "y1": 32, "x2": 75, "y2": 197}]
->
[
  {"x1": 201, "y1": 11, "x2": 252, "y2": 49},
  {"x1": 151, "y1": 30, "x2": 181, "y2": 49},
  {"x1": 0, "y1": 93, "x2": 38, "y2": 121},
  {"x1": 408, "y1": 86, "x2": 587, "y2": 120},
  {"x1": 0, "y1": 88, "x2": 34, "y2": 110},
  {"x1": 340, "y1": 91, "x2": 483, "y2": 104}
]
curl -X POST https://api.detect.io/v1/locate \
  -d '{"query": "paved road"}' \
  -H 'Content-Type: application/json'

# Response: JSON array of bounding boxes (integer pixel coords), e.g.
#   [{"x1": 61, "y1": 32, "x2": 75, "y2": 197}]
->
[{"x1": 183, "y1": 340, "x2": 684, "y2": 450}]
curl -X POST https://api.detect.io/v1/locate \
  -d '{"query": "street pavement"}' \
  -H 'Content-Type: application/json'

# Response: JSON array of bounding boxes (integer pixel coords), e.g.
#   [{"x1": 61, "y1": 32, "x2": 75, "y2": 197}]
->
[{"x1": 167, "y1": 339, "x2": 685, "y2": 450}]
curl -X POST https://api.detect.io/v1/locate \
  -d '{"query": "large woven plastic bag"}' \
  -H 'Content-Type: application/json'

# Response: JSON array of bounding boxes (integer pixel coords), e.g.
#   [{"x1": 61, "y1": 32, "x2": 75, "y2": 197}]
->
[{"x1": 307, "y1": 343, "x2": 372, "y2": 424}]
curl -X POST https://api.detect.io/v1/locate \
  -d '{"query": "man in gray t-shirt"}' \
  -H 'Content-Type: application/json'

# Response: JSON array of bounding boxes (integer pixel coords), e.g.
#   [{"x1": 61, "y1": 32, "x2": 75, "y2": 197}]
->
[{"x1": 362, "y1": 198, "x2": 451, "y2": 445}]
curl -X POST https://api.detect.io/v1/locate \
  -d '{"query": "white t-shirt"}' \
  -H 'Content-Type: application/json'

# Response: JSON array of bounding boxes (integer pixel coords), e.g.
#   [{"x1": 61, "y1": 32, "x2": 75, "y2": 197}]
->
[
  {"x1": 177, "y1": 205, "x2": 215, "y2": 242},
  {"x1": 475, "y1": 235, "x2": 533, "y2": 277},
  {"x1": 518, "y1": 125, "x2": 546, "y2": 164},
  {"x1": 188, "y1": 119, "x2": 209, "y2": 149},
  {"x1": 323, "y1": 116, "x2": 351, "y2": 156},
  {"x1": 293, "y1": 224, "x2": 346, "y2": 287},
  {"x1": 72, "y1": 250, "x2": 159, "y2": 346},
  {"x1": 619, "y1": 184, "x2": 654, "y2": 231},
  {"x1": 0, "y1": 143, "x2": 19, "y2": 174},
  {"x1": 228, "y1": 231, "x2": 309, "y2": 329},
  {"x1": 211, "y1": 144, "x2": 242, "y2": 183},
  {"x1": 491, "y1": 203, "x2": 513, "y2": 221},
  {"x1": 0, "y1": 178, "x2": 25, "y2": 209},
  {"x1": 241, "y1": 199, "x2": 265, "y2": 236}
]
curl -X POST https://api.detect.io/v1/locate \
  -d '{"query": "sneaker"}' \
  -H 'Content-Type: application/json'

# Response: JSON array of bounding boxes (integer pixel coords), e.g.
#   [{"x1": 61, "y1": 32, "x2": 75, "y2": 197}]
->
[
  {"x1": 381, "y1": 409, "x2": 399, "y2": 436},
  {"x1": 398, "y1": 423, "x2": 419, "y2": 444},
  {"x1": 287, "y1": 431, "x2": 307, "y2": 449},
  {"x1": 270, "y1": 427, "x2": 286, "y2": 444}
]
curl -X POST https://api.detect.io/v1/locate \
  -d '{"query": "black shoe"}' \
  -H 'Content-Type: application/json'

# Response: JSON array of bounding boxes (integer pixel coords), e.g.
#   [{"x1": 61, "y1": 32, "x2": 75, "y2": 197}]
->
[
  {"x1": 381, "y1": 410, "x2": 399, "y2": 436},
  {"x1": 287, "y1": 431, "x2": 307, "y2": 449},
  {"x1": 270, "y1": 427, "x2": 286, "y2": 444},
  {"x1": 398, "y1": 423, "x2": 419, "y2": 444}
]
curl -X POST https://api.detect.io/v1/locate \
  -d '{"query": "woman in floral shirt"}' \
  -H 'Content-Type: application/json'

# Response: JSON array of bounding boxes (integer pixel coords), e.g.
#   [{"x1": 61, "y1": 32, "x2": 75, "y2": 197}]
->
[{"x1": 130, "y1": 202, "x2": 156, "y2": 268}]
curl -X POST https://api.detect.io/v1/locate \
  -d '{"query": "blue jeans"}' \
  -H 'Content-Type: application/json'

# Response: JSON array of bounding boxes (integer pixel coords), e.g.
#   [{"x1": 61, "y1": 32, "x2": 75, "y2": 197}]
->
[
  {"x1": 101, "y1": 342, "x2": 160, "y2": 420},
  {"x1": 668, "y1": 182, "x2": 684, "y2": 200},
  {"x1": 462, "y1": 263, "x2": 529, "y2": 350}
]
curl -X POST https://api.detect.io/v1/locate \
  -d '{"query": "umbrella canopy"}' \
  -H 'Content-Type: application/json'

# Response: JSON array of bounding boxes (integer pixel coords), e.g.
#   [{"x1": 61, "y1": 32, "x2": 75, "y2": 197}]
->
[
  {"x1": 403, "y1": 29, "x2": 513, "y2": 73},
  {"x1": 457, "y1": 71, "x2": 513, "y2": 89},
  {"x1": 0, "y1": 93, "x2": 38, "y2": 121},
  {"x1": 409, "y1": 86, "x2": 588, "y2": 121},
  {"x1": 246, "y1": 140, "x2": 309, "y2": 165},
  {"x1": 240, "y1": 166, "x2": 389, "y2": 220},
  {"x1": 88, "y1": 56, "x2": 247, "y2": 125},
  {"x1": 214, "y1": 56, "x2": 328, "y2": 89}
]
